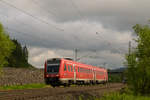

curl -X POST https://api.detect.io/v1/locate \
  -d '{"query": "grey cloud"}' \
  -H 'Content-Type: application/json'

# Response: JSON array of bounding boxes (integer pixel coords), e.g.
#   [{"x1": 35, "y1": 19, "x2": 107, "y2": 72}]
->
[{"x1": 0, "y1": 0, "x2": 148, "y2": 68}]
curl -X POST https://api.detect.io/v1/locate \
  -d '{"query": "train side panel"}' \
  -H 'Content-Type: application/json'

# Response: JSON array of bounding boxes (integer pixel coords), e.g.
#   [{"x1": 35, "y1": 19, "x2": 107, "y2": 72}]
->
[
  {"x1": 95, "y1": 68, "x2": 108, "y2": 83},
  {"x1": 59, "y1": 59, "x2": 75, "y2": 84},
  {"x1": 44, "y1": 58, "x2": 108, "y2": 86},
  {"x1": 76, "y1": 65, "x2": 93, "y2": 83}
]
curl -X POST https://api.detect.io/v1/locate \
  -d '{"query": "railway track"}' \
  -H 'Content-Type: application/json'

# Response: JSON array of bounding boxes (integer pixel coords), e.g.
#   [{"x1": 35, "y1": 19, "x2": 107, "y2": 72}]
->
[{"x1": 0, "y1": 83, "x2": 124, "y2": 100}]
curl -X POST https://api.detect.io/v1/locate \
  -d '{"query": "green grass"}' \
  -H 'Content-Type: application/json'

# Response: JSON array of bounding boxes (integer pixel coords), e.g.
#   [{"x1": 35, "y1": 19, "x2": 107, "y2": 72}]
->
[
  {"x1": 78, "y1": 92, "x2": 150, "y2": 100},
  {"x1": 98, "y1": 92, "x2": 150, "y2": 100},
  {"x1": 0, "y1": 83, "x2": 50, "y2": 90}
]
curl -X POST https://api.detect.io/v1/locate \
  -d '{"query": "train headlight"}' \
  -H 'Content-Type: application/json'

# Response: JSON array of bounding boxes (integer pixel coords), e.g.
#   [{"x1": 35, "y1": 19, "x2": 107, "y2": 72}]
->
[{"x1": 56, "y1": 74, "x2": 59, "y2": 77}]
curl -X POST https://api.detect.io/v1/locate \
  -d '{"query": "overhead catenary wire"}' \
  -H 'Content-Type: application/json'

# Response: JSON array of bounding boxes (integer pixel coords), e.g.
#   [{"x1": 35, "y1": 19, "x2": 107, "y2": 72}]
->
[
  {"x1": 96, "y1": 32, "x2": 125, "y2": 55},
  {"x1": 68, "y1": 0, "x2": 88, "y2": 31},
  {"x1": 76, "y1": 52, "x2": 96, "y2": 61},
  {"x1": 31, "y1": 0, "x2": 57, "y2": 17},
  {"x1": 67, "y1": 1, "x2": 124, "y2": 67},
  {"x1": 5, "y1": 27, "x2": 57, "y2": 50},
  {"x1": 5, "y1": 26, "x2": 48, "y2": 41},
  {"x1": 68, "y1": 0, "x2": 125, "y2": 56},
  {"x1": 0, "y1": 12, "x2": 31, "y2": 28},
  {"x1": 5, "y1": 27, "x2": 34, "y2": 37},
  {"x1": 95, "y1": 32, "x2": 126, "y2": 68},
  {"x1": 68, "y1": 0, "x2": 115, "y2": 61},
  {"x1": 67, "y1": 1, "x2": 107, "y2": 62},
  {"x1": 5, "y1": 27, "x2": 48, "y2": 45},
  {"x1": 0, "y1": 11, "x2": 42, "y2": 35},
  {"x1": 68, "y1": 0, "x2": 84, "y2": 20},
  {"x1": 0, "y1": 4, "x2": 62, "y2": 37},
  {"x1": 0, "y1": 0, "x2": 64, "y2": 31},
  {"x1": 0, "y1": 0, "x2": 122, "y2": 68}
]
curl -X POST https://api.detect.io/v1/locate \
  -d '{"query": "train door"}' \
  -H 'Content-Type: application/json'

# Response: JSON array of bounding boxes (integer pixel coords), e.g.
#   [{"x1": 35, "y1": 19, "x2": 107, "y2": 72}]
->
[
  {"x1": 93, "y1": 69, "x2": 96, "y2": 83},
  {"x1": 73, "y1": 64, "x2": 76, "y2": 83}
]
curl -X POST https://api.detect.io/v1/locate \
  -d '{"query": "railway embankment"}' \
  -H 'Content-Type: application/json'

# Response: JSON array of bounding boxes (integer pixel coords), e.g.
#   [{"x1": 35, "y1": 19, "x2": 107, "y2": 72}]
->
[
  {"x1": 0, "y1": 68, "x2": 125, "y2": 100},
  {"x1": 0, "y1": 67, "x2": 44, "y2": 86},
  {"x1": 0, "y1": 83, "x2": 124, "y2": 100}
]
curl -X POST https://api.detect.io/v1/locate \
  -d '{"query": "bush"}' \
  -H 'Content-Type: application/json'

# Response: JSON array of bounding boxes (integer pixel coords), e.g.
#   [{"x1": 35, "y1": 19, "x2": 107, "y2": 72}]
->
[
  {"x1": 125, "y1": 24, "x2": 150, "y2": 95},
  {"x1": 108, "y1": 73, "x2": 123, "y2": 83}
]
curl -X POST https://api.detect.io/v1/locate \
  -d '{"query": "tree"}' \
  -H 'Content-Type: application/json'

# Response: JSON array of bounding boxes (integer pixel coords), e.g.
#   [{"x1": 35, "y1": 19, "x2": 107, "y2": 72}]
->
[
  {"x1": 23, "y1": 45, "x2": 28, "y2": 62},
  {"x1": 125, "y1": 24, "x2": 150, "y2": 95},
  {"x1": 7, "y1": 39, "x2": 31, "y2": 68},
  {"x1": 0, "y1": 23, "x2": 15, "y2": 72}
]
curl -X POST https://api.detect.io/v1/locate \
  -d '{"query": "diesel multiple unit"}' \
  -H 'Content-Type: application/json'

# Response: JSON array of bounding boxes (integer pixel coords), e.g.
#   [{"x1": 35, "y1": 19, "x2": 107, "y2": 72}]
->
[{"x1": 44, "y1": 58, "x2": 108, "y2": 86}]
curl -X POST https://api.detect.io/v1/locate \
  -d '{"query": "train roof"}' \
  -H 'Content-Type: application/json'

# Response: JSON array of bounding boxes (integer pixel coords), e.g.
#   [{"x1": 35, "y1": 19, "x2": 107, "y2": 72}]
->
[
  {"x1": 62, "y1": 58, "x2": 107, "y2": 71},
  {"x1": 47, "y1": 58, "x2": 73, "y2": 62},
  {"x1": 46, "y1": 58, "x2": 107, "y2": 71},
  {"x1": 47, "y1": 58, "x2": 61, "y2": 61}
]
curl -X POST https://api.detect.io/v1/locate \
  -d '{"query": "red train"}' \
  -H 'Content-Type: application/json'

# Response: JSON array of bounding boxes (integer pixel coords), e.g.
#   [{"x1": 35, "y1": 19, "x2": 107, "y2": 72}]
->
[{"x1": 44, "y1": 58, "x2": 108, "y2": 86}]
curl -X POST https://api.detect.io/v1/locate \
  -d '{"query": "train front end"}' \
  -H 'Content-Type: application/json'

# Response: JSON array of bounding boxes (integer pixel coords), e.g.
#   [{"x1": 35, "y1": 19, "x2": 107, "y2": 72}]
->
[{"x1": 44, "y1": 58, "x2": 61, "y2": 86}]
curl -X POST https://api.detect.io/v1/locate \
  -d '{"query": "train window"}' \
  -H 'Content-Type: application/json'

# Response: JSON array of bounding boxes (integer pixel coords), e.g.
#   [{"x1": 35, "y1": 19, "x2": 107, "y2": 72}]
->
[
  {"x1": 80, "y1": 68, "x2": 82, "y2": 72},
  {"x1": 64, "y1": 64, "x2": 67, "y2": 71},
  {"x1": 78, "y1": 67, "x2": 79, "y2": 72},
  {"x1": 70, "y1": 65, "x2": 73, "y2": 72},
  {"x1": 68, "y1": 65, "x2": 70, "y2": 72},
  {"x1": 69, "y1": 66, "x2": 71, "y2": 72},
  {"x1": 80, "y1": 68, "x2": 86, "y2": 73},
  {"x1": 47, "y1": 64, "x2": 60, "y2": 73}
]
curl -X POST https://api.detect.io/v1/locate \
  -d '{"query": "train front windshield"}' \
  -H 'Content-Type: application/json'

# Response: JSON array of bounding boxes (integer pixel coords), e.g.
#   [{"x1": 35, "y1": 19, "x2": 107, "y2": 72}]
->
[
  {"x1": 47, "y1": 64, "x2": 60, "y2": 73},
  {"x1": 46, "y1": 59, "x2": 61, "y2": 74}
]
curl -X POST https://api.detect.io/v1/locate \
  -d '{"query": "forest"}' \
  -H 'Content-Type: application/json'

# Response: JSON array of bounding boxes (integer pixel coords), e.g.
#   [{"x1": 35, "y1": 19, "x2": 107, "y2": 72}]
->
[{"x1": 0, "y1": 22, "x2": 33, "y2": 69}]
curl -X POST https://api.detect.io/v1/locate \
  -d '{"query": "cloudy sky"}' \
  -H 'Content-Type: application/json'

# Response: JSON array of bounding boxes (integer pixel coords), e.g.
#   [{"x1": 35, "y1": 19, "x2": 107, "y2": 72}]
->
[{"x1": 0, "y1": 0, "x2": 149, "y2": 69}]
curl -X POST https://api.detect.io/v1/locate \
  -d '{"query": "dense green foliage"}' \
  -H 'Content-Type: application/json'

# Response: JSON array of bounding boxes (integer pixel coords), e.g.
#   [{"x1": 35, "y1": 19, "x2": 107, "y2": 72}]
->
[
  {"x1": 0, "y1": 23, "x2": 15, "y2": 71},
  {"x1": 0, "y1": 22, "x2": 33, "y2": 69},
  {"x1": 7, "y1": 39, "x2": 32, "y2": 68},
  {"x1": 99, "y1": 92, "x2": 150, "y2": 100},
  {"x1": 125, "y1": 24, "x2": 150, "y2": 95},
  {"x1": 78, "y1": 92, "x2": 150, "y2": 100},
  {"x1": 108, "y1": 73, "x2": 123, "y2": 83}
]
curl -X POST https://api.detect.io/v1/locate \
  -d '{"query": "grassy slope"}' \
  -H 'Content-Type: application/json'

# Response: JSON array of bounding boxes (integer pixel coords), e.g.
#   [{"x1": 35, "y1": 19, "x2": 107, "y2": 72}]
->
[
  {"x1": 79, "y1": 93, "x2": 150, "y2": 100},
  {"x1": 0, "y1": 83, "x2": 50, "y2": 90},
  {"x1": 99, "y1": 92, "x2": 150, "y2": 100}
]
